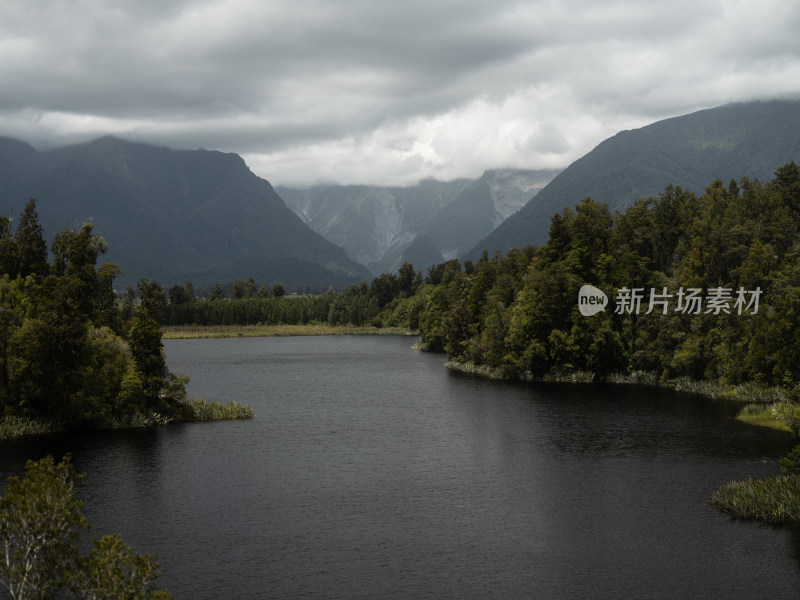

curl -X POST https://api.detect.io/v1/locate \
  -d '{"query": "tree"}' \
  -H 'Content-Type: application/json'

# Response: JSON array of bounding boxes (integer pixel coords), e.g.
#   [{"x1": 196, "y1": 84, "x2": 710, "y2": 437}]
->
[
  {"x1": 96, "y1": 262, "x2": 121, "y2": 329},
  {"x1": 68, "y1": 534, "x2": 171, "y2": 600},
  {"x1": 137, "y1": 279, "x2": 167, "y2": 324},
  {"x1": 0, "y1": 217, "x2": 17, "y2": 277},
  {"x1": 271, "y1": 282, "x2": 286, "y2": 298},
  {"x1": 230, "y1": 278, "x2": 244, "y2": 299},
  {"x1": 50, "y1": 224, "x2": 110, "y2": 324},
  {"x1": 370, "y1": 273, "x2": 397, "y2": 308},
  {"x1": 207, "y1": 283, "x2": 224, "y2": 301},
  {"x1": 0, "y1": 456, "x2": 171, "y2": 600},
  {"x1": 244, "y1": 278, "x2": 258, "y2": 298},
  {"x1": 168, "y1": 284, "x2": 189, "y2": 306},
  {"x1": 120, "y1": 285, "x2": 137, "y2": 322},
  {"x1": 0, "y1": 455, "x2": 86, "y2": 600},
  {"x1": 14, "y1": 199, "x2": 49, "y2": 280},
  {"x1": 397, "y1": 262, "x2": 416, "y2": 297},
  {"x1": 0, "y1": 276, "x2": 22, "y2": 408},
  {"x1": 127, "y1": 309, "x2": 167, "y2": 404},
  {"x1": 184, "y1": 281, "x2": 195, "y2": 303}
]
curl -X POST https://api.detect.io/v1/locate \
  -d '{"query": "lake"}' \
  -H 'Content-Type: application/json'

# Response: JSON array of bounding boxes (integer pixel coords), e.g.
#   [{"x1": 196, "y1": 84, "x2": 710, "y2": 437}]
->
[{"x1": 1, "y1": 335, "x2": 799, "y2": 599}]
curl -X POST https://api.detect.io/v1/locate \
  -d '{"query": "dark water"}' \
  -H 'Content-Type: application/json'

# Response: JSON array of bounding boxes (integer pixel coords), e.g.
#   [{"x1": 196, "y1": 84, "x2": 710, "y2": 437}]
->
[{"x1": 2, "y1": 335, "x2": 800, "y2": 599}]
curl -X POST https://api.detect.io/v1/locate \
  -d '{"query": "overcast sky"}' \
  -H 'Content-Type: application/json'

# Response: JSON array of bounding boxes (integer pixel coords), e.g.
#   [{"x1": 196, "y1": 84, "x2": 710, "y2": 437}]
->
[{"x1": 1, "y1": 0, "x2": 799, "y2": 186}]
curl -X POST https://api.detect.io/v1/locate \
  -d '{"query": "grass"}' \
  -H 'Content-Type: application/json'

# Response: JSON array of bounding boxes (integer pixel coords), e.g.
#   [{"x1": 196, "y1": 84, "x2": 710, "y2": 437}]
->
[
  {"x1": 0, "y1": 416, "x2": 62, "y2": 440},
  {"x1": 443, "y1": 361, "x2": 597, "y2": 383},
  {"x1": 735, "y1": 403, "x2": 793, "y2": 433},
  {"x1": 606, "y1": 371, "x2": 660, "y2": 385},
  {"x1": 0, "y1": 401, "x2": 255, "y2": 440},
  {"x1": 163, "y1": 324, "x2": 417, "y2": 339},
  {"x1": 183, "y1": 399, "x2": 255, "y2": 421},
  {"x1": 712, "y1": 474, "x2": 800, "y2": 525}
]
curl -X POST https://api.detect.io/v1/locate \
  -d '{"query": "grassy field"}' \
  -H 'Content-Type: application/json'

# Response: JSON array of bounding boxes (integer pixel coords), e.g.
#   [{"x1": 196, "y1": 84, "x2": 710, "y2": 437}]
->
[{"x1": 162, "y1": 324, "x2": 417, "y2": 339}]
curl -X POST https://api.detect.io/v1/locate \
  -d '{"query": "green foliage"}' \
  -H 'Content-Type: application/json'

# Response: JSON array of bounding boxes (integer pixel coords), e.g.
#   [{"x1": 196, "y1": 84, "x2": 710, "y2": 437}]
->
[
  {"x1": 14, "y1": 199, "x2": 49, "y2": 280},
  {"x1": 711, "y1": 474, "x2": 800, "y2": 525},
  {"x1": 127, "y1": 309, "x2": 166, "y2": 403},
  {"x1": 207, "y1": 283, "x2": 224, "y2": 301},
  {"x1": 0, "y1": 456, "x2": 171, "y2": 599},
  {"x1": 0, "y1": 416, "x2": 59, "y2": 440},
  {"x1": 137, "y1": 279, "x2": 167, "y2": 325},
  {"x1": 271, "y1": 281, "x2": 285, "y2": 298},
  {"x1": 183, "y1": 398, "x2": 255, "y2": 421},
  {"x1": 68, "y1": 534, "x2": 171, "y2": 600},
  {"x1": 0, "y1": 455, "x2": 86, "y2": 600},
  {"x1": 407, "y1": 163, "x2": 800, "y2": 389},
  {"x1": 778, "y1": 445, "x2": 800, "y2": 475},
  {"x1": 0, "y1": 202, "x2": 189, "y2": 429},
  {"x1": 769, "y1": 401, "x2": 800, "y2": 436}
]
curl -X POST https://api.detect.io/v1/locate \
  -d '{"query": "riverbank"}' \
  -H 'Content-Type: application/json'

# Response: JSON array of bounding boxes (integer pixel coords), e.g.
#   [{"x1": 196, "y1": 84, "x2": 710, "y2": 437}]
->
[
  {"x1": 163, "y1": 324, "x2": 417, "y2": 339},
  {"x1": 442, "y1": 359, "x2": 796, "y2": 432},
  {"x1": 442, "y1": 357, "x2": 800, "y2": 524},
  {"x1": 0, "y1": 398, "x2": 255, "y2": 441}
]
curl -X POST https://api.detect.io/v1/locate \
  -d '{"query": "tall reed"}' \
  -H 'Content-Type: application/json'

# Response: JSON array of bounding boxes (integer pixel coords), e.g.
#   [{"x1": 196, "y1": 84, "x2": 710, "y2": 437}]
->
[{"x1": 184, "y1": 399, "x2": 255, "y2": 421}]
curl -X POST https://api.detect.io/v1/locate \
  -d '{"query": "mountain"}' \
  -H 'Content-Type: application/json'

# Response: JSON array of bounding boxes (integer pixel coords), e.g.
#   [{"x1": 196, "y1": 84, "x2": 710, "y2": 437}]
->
[
  {"x1": 276, "y1": 179, "x2": 471, "y2": 269},
  {"x1": 278, "y1": 168, "x2": 558, "y2": 275},
  {"x1": 417, "y1": 168, "x2": 559, "y2": 259},
  {"x1": 0, "y1": 137, "x2": 44, "y2": 198},
  {"x1": 472, "y1": 99, "x2": 800, "y2": 257},
  {"x1": 0, "y1": 136, "x2": 371, "y2": 290},
  {"x1": 398, "y1": 235, "x2": 444, "y2": 273}
]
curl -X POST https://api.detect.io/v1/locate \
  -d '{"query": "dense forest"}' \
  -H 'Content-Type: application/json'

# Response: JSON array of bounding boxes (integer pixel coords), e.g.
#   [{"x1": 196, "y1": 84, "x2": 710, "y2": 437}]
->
[
  {"x1": 0, "y1": 199, "x2": 231, "y2": 434},
  {"x1": 417, "y1": 162, "x2": 800, "y2": 388}
]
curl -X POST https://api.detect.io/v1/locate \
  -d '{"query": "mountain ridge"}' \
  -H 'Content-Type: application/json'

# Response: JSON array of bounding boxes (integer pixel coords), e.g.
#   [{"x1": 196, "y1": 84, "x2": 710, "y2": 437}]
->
[
  {"x1": 0, "y1": 136, "x2": 372, "y2": 290},
  {"x1": 471, "y1": 99, "x2": 800, "y2": 257}
]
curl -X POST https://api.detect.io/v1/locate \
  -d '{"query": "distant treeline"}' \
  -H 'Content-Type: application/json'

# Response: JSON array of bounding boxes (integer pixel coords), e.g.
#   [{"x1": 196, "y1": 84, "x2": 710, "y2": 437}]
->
[{"x1": 138, "y1": 262, "x2": 433, "y2": 329}]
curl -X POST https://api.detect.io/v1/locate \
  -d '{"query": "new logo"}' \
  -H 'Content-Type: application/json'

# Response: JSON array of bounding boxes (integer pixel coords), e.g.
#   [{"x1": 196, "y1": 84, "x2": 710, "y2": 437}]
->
[{"x1": 578, "y1": 285, "x2": 608, "y2": 316}]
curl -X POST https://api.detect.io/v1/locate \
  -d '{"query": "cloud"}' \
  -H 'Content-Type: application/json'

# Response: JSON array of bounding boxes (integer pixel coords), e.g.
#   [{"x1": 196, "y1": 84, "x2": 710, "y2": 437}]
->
[{"x1": 1, "y1": 0, "x2": 799, "y2": 185}]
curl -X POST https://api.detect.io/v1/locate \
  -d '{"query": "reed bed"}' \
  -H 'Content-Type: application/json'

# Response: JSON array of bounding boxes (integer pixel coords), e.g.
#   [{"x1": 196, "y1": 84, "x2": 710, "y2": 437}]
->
[
  {"x1": 606, "y1": 371, "x2": 660, "y2": 385},
  {"x1": 712, "y1": 475, "x2": 800, "y2": 524},
  {"x1": 0, "y1": 403, "x2": 254, "y2": 439},
  {"x1": 184, "y1": 399, "x2": 255, "y2": 421},
  {"x1": 163, "y1": 324, "x2": 416, "y2": 339},
  {"x1": 733, "y1": 400, "x2": 800, "y2": 433},
  {"x1": 0, "y1": 416, "x2": 61, "y2": 440}
]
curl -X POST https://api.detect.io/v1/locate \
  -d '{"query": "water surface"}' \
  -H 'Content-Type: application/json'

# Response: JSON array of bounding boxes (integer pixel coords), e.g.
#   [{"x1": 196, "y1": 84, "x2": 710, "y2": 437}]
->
[{"x1": 1, "y1": 335, "x2": 799, "y2": 599}]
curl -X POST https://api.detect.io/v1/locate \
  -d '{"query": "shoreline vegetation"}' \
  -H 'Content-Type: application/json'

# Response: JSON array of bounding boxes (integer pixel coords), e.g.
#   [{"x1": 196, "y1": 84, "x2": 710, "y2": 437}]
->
[
  {"x1": 0, "y1": 398, "x2": 255, "y2": 441},
  {"x1": 441, "y1": 359, "x2": 796, "y2": 433},
  {"x1": 442, "y1": 357, "x2": 800, "y2": 524},
  {"x1": 162, "y1": 324, "x2": 417, "y2": 339}
]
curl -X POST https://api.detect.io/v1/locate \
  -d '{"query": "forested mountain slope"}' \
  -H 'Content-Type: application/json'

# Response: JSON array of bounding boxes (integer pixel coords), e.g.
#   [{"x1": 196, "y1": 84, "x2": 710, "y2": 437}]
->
[{"x1": 473, "y1": 100, "x2": 800, "y2": 257}]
